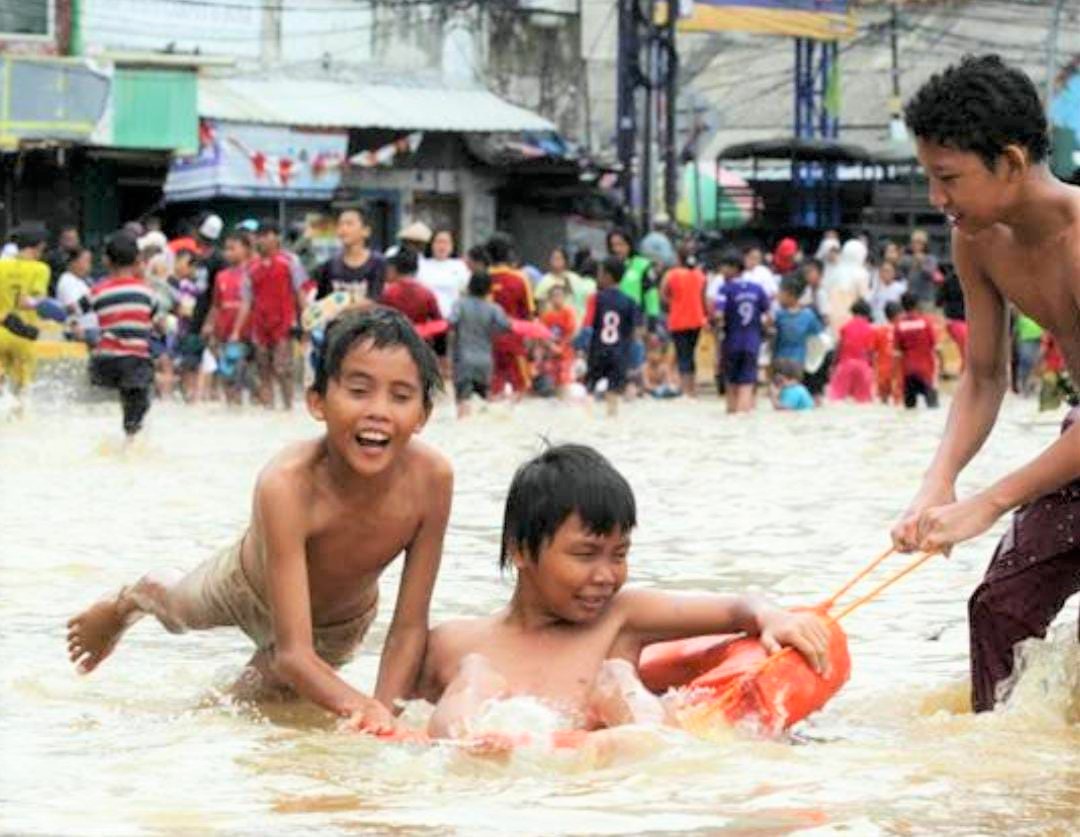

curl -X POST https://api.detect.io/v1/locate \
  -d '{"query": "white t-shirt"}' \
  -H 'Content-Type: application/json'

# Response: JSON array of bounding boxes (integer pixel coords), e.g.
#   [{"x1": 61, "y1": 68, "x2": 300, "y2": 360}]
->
[
  {"x1": 744, "y1": 265, "x2": 779, "y2": 299},
  {"x1": 55, "y1": 271, "x2": 98, "y2": 330},
  {"x1": 419, "y1": 256, "x2": 470, "y2": 318}
]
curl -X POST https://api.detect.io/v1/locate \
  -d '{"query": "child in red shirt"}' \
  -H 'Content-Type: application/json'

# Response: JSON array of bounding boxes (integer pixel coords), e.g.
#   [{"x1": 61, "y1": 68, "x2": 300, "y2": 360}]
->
[
  {"x1": 539, "y1": 285, "x2": 576, "y2": 390},
  {"x1": 828, "y1": 299, "x2": 876, "y2": 403},
  {"x1": 204, "y1": 231, "x2": 252, "y2": 405},
  {"x1": 381, "y1": 249, "x2": 442, "y2": 337},
  {"x1": 873, "y1": 300, "x2": 903, "y2": 404},
  {"x1": 244, "y1": 220, "x2": 300, "y2": 409},
  {"x1": 895, "y1": 292, "x2": 939, "y2": 409},
  {"x1": 487, "y1": 234, "x2": 534, "y2": 397}
]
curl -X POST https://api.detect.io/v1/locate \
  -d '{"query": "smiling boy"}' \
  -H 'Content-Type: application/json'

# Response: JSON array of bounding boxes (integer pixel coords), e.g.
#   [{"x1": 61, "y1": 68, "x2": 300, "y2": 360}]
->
[
  {"x1": 891, "y1": 55, "x2": 1080, "y2": 711},
  {"x1": 415, "y1": 444, "x2": 830, "y2": 739},
  {"x1": 67, "y1": 308, "x2": 453, "y2": 731}
]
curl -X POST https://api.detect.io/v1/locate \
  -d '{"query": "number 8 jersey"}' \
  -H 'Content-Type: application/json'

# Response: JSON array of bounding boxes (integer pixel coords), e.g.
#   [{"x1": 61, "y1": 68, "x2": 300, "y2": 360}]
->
[{"x1": 588, "y1": 287, "x2": 640, "y2": 360}]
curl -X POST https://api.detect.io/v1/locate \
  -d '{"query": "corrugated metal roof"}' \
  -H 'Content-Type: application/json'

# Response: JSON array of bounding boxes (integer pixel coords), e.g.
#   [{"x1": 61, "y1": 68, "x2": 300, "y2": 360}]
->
[{"x1": 198, "y1": 77, "x2": 555, "y2": 133}]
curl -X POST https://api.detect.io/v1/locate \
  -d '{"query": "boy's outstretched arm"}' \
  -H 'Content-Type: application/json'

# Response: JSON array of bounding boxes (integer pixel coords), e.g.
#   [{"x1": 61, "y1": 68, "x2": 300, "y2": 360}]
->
[
  {"x1": 618, "y1": 589, "x2": 831, "y2": 674},
  {"x1": 258, "y1": 473, "x2": 394, "y2": 729},
  {"x1": 892, "y1": 233, "x2": 1019, "y2": 553},
  {"x1": 373, "y1": 458, "x2": 453, "y2": 713}
]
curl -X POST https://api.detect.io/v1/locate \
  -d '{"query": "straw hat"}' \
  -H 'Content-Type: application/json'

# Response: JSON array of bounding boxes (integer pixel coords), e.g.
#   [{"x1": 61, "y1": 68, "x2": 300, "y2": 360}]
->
[{"x1": 398, "y1": 220, "x2": 433, "y2": 244}]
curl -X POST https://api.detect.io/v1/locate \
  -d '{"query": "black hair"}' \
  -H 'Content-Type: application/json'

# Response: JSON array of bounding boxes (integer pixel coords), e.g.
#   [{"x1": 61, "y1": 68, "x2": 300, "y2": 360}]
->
[
  {"x1": 224, "y1": 230, "x2": 251, "y2": 248},
  {"x1": 605, "y1": 227, "x2": 634, "y2": 255},
  {"x1": 258, "y1": 218, "x2": 281, "y2": 236},
  {"x1": 105, "y1": 231, "x2": 139, "y2": 267},
  {"x1": 577, "y1": 256, "x2": 599, "y2": 278},
  {"x1": 901, "y1": 291, "x2": 919, "y2": 312},
  {"x1": 549, "y1": 245, "x2": 570, "y2": 264},
  {"x1": 499, "y1": 443, "x2": 637, "y2": 570},
  {"x1": 310, "y1": 307, "x2": 443, "y2": 410},
  {"x1": 884, "y1": 300, "x2": 902, "y2": 320},
  {"x1": 486, "y1": 232, "x2": 515, "y2": 265},
  {"x1": 851, "y1": 299, "x2": 872, "y2": 319},
  {"x1": 466, "y1": 243, "x2": 490, "y2": 268},
  {"x1": 337, "y1": 206, "x2": 368, "y2": 224},
  {"x1": 428, "y1": 228, "x2": 457, "y2": 258},
  {"x1": 467, "y1": 270, "x2": 492, "y2": 297},
  {"x1": 66, "y1": 247, "x2": 91, "y2": 267},
  {"x1": 779, "y1": 274, "x2": 802, "y2": 298},
  {"x1": 598, "y1": 256, "x2": 625, "y2": 284},
  {"x1": 904, "y1": 54, "x2": 1049, "y2": 169},
  {"x1": 801, "y1": 257, "x2": 824, "y2": 275},
  {"x1": 718, "y1": 250, "x2": 743, "y2": 271},
  {"x1": 13, "y1": 226, "x2": 45, "y2": 250},
  {"x1": 572, "y1": 248, "x2": 594, "y2": 274},
  {"x1": 175, "y1": 248, "x2": 197, "y2": 264},
  {"x1": 392, "y1": 247, "x2": 419, "y2": 277}
]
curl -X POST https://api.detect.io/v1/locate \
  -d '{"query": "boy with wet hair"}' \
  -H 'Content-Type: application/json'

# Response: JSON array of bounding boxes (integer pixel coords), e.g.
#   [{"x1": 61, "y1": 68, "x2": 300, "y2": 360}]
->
[
  {"x1": 68, "y1": 307, "x2": 453, "y2": 733},
  {"x1": 416, "y1": 444, "x2": 829, "y2": 740},
  {"x1": 893, "y1": 54, "x2": 1080, "y2": 712}
]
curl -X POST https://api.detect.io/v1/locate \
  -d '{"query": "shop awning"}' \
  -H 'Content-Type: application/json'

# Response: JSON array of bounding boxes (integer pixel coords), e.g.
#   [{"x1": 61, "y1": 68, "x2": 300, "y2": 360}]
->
[
  {"x1": 0, "y1": 57, "x2": 110, "y2": 149},
  {"x1": 198, "y1": 76, "x2": 555, "y2": 133}
]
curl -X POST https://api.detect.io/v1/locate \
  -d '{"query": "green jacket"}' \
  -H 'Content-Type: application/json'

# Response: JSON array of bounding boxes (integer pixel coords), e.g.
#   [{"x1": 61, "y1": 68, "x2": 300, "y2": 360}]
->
[{"x1": 619, "y1": 254, "x2": 660, "y2": 319}]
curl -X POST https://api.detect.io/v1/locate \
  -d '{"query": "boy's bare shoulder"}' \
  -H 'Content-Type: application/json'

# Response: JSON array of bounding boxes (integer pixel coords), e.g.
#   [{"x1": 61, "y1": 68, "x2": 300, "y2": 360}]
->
[
  {"x1": 401, "y1": 437, "x2": 453, "y2": 488},
  {"x1": 254, "y1": 439, "x2": 324, "y2": 500}
]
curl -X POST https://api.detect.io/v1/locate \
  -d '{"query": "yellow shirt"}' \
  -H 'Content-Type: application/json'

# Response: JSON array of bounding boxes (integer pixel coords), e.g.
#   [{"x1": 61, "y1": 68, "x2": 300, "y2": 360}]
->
[{"x1": 0, "y1": 257, "x2": 50, "y2": 327}]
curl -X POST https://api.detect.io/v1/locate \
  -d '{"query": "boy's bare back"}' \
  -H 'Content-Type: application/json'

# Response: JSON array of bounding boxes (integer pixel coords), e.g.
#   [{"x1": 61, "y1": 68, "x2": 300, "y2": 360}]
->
[
  {"x1": 958, "y1": 182, "x2": 1080, "y2": 378},
  {"x1": 244, "y1": 435, "x2": 452, "y2": 626}
]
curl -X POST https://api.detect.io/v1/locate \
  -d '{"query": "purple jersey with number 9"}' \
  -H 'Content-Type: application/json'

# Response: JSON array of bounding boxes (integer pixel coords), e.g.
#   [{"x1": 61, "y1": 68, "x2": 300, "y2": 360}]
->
[{"x1": 718, "y1": 279, "x2": 769, "y2": 354}]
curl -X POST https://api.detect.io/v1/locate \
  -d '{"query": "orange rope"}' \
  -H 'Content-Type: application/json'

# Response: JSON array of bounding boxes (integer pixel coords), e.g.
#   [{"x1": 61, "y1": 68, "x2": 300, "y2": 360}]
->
[
  {"x1": 827, "y1": 550, "x2": 938, "y2": 622},
  {"x1": 819, "y1": 546, "x2": 896, "y2": 610}
]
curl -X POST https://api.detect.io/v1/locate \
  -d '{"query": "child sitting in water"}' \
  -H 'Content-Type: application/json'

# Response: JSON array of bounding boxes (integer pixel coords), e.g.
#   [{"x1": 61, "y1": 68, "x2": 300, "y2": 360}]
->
[
  {"x1": 770, "y1": 358, "x2": 815, "y2": 411},
  {"x1": 67, "y1": 308, "x2": 453, "y2": 732},
  {"x1": 414, "y1": 444, "x2": 829, "y2": 741}
]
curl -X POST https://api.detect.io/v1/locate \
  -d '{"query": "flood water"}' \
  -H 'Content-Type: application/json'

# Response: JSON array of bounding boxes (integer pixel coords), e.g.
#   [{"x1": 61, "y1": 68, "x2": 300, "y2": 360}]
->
[{"x1": 2, "y1": 390, "x2": 1077, "y2": 835}]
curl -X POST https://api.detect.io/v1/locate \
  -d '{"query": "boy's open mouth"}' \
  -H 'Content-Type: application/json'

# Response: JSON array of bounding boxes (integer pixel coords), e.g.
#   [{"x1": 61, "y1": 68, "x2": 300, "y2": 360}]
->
[{"x1": 355, "y1": 430, "x2": 391, "y2": 449}]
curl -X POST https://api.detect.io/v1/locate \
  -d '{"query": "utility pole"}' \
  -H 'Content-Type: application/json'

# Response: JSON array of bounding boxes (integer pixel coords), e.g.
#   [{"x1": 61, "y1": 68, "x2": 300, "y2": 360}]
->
[
  {"x1": 887, "y1": 1, "x2": 907, "y2": 142},
  {"x1": 616, "y1": 0, "x2": 638, "y2": 215},
  {"x1": 260, "y1": 0, "x2": 283, "y2": 68},
  {"x1": 1045, "y1": 0, "x2": 1067, "y2": 108},
  {"x1": 663, "y1": 0, "x2": 679, "y2": 226}
]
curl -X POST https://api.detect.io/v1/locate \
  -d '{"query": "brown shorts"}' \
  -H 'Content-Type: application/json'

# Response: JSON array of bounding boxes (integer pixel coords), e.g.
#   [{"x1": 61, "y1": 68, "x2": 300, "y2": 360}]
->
[{"x1": 182, "y1": 539, "x2": 376, "y2": 668}]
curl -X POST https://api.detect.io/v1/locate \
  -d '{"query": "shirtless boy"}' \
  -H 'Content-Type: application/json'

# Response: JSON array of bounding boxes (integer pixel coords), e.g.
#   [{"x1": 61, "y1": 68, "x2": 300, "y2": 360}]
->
[
  {"x1": 892, "y1": 55, "x2": 1080, "y2": 712},
  {"x1": 68, "y1": 308, "x2": 453, "y2": 731},
  {"x1": 415, "y1": 444, "x2": 830, "y2": 740}
]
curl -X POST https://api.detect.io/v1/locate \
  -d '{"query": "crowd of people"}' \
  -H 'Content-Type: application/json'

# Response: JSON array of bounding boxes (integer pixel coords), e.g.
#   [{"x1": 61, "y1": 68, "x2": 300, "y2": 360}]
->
[{"x1": 0, "y1": 205, "x2": 1070, "y2": 434}]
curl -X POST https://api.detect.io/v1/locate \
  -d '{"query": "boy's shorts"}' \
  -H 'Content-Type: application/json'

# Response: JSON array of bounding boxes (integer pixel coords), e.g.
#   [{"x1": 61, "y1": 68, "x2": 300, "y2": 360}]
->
[
  {"x1": 178, "y1": 334, "x2": 204, "y2": 373},
  {"x1": 723, "y1": 348, "x2": 759, "y2": 386},
  {"x1": 454, "y1": 362, "x2": 491, "y2": 401},
  {"x1": 182, "y1": 539, "x2": 376, "y2": 668},
  {"x1": 903, "y1": 374, "x2": 939, "y2": 408},
  {"x1": 586, "y1": 349, "x2": 628, "y2": 393}
]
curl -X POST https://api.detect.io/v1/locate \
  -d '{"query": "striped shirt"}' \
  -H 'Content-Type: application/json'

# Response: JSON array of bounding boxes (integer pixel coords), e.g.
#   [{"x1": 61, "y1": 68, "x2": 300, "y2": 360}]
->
[{"x1": 88, "y1": 274, "x2": 159, "y2": 359}]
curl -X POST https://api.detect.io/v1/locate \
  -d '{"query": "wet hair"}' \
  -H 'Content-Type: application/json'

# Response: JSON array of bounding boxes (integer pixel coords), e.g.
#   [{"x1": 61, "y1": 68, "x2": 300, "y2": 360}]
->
[
  {"x1": 467, "y1": 270, "x2": 492, "y2": 297},
  {"x1": 884, "y1": 300, "x2": 902, "y2": 321},
  {"x1": 901, "y1": 291, "x2": 919, "y2": 312},
  {"x1": 310, "y1": 307, "x2": 443, "y2": 409},
  {"x1": 850, "y1": 299, "x2": 872, "y2": 319},
  {"x1": 392, "y1": 247, "x2": 418, "y2": 277},
  {"x1": 904, "y1": 54, "x2": 1049, "y2": 169},
  {"x1": 258, "y1": 218, "x2": 281, "y2": 236},
  {"x1": 773, "y1": 358, "x2": 803, "y2": 381},
  {"x1": 466, "y1": 243, "x2": 490, "y2": 268},
  {"x1": 598, "y1": 256, "x2": 625, "y2": 284},
  {"x1": 105, "y1": 231, "x2": 139, "y2": 267},
  {"x1": 499, "y1": 443, "x2": 637, "y2": 569},
  {"x1": 486, "y1": 232, "x2": 515, "y2": 265}
]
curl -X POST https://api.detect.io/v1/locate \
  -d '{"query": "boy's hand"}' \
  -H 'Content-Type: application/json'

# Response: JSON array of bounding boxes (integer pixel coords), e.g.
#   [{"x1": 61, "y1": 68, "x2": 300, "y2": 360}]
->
[
  {"x1": 340, "y1": 697, "x2": 398, "y2": 735},
  {"x1": 892, "y1": 480, "x2": 956, "y2": 552},
  {"x1": 914, "y1": 493, "x2": 1002, "y2": 553},
  {"x1": 759, "y1": 609, "x2": 831, "y2": 675}
]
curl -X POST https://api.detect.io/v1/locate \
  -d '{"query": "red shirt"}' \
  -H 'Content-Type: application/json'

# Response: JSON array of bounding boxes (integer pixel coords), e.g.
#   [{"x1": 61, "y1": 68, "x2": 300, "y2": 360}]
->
[
  {"x1": 247, "y1": 252, "x2": 296, "y2": 345},
  {"x1": 212, "y1": 265, "x2": 249, "y2": 342},
  {"x1": 541, "y1": 306, "x2": 576, "y2": 354},
  {"x1": 664, "y1": 266, "x2": 707, "y2": 331},
  {"x1": 895, "y1": 312, "x2": 937, "y2": 382},
  {"x1": 490, "y1": 264, "x2": 534, "y2": 355},
  {"x1": 873, "y1": 323, "x2": 896, "y2": 377},
  {"x1": 381, "y1": 278, "x2": 441, "y2": 327},
  {"x1": 837, "y1": 316, "x2": 875, "y2": 364}
]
